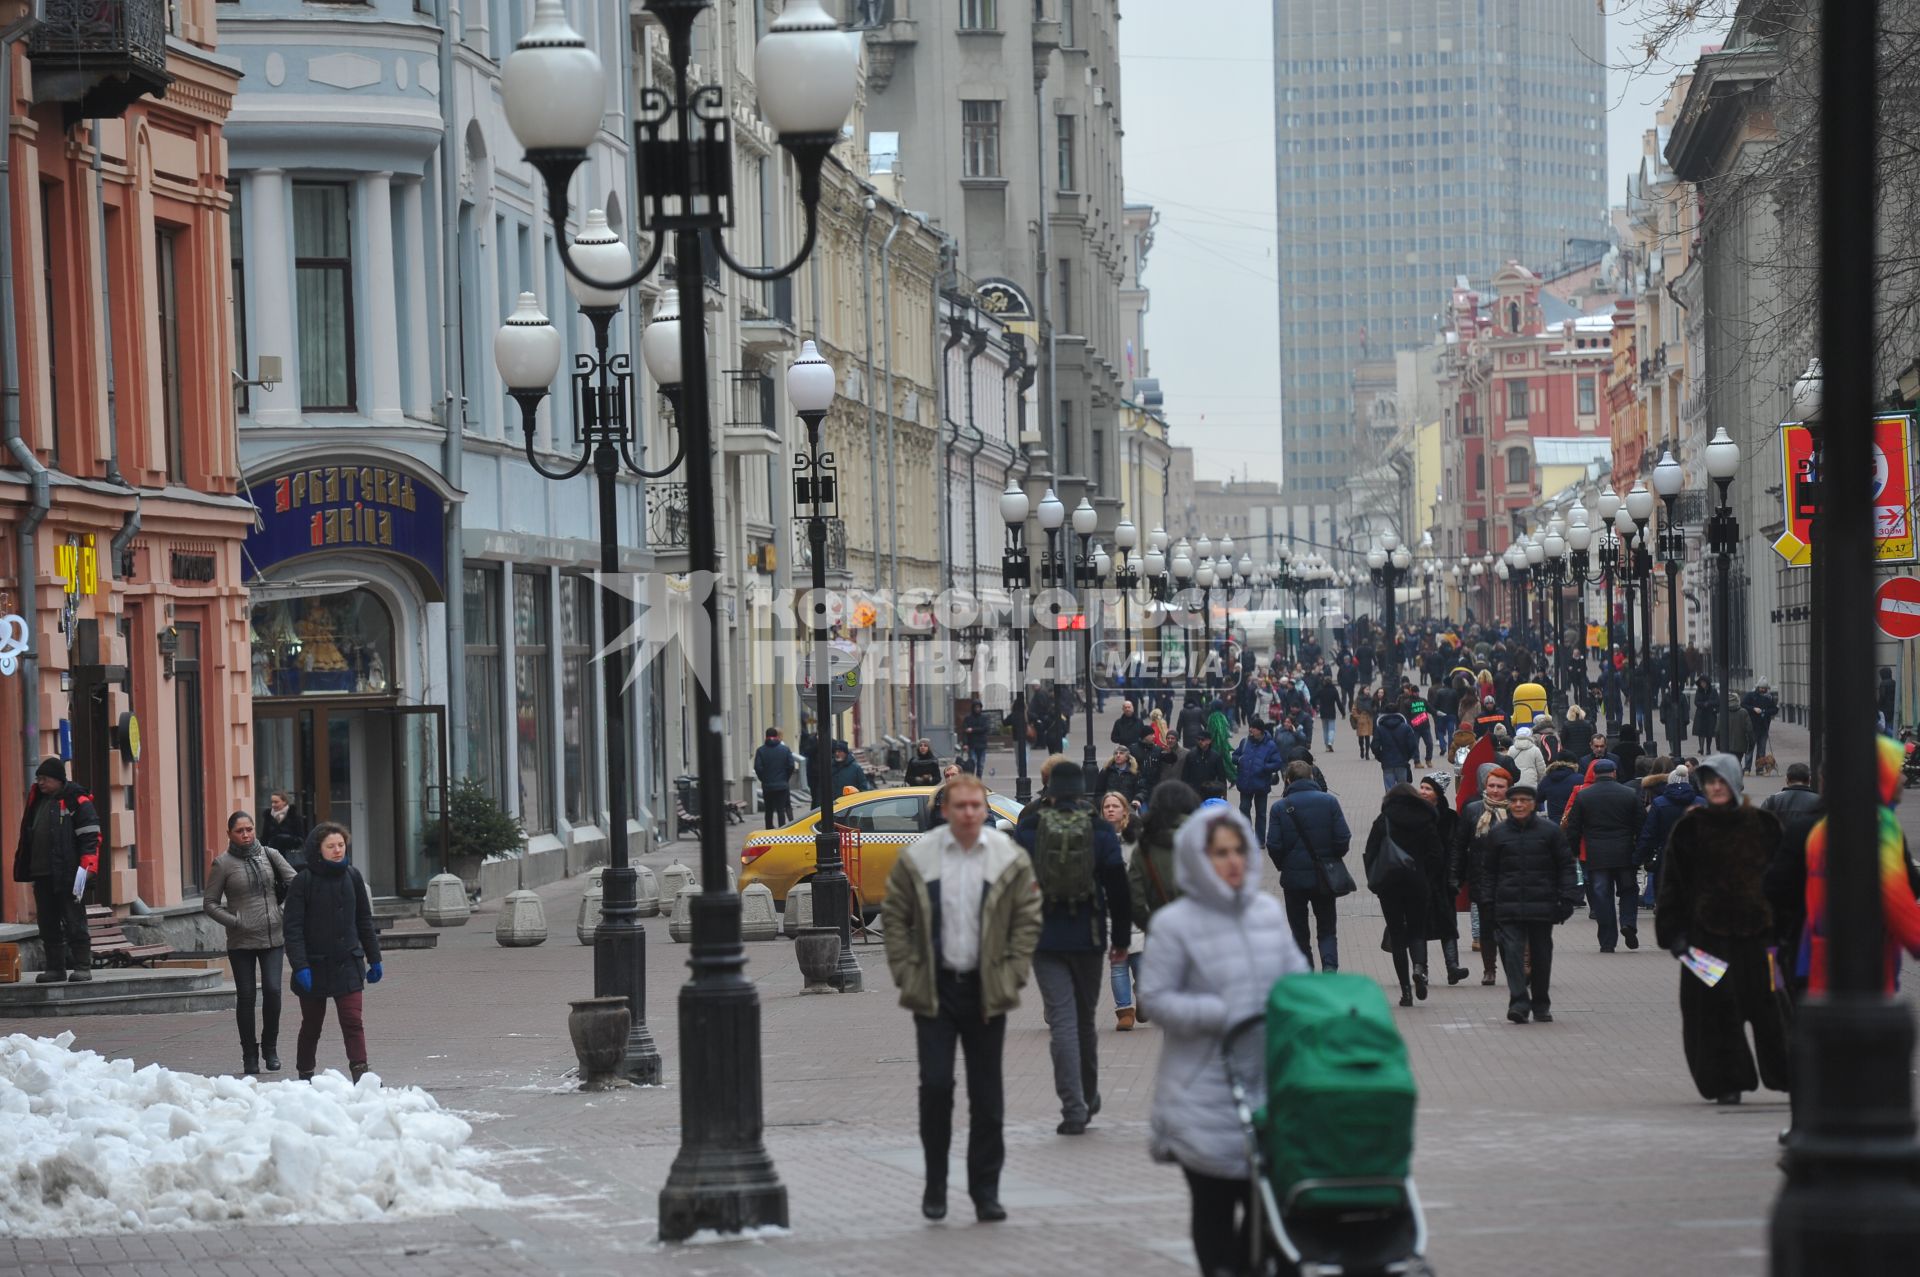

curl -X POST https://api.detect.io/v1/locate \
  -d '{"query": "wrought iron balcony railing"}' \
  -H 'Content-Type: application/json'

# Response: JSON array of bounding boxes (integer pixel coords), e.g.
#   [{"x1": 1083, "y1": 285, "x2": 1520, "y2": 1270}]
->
[
  {"x1": 646, "y1": 481, "x2": 691, "y2": 550},
  {"x1": 28, "y1": 0, "x2": 174, "y2": 122}
]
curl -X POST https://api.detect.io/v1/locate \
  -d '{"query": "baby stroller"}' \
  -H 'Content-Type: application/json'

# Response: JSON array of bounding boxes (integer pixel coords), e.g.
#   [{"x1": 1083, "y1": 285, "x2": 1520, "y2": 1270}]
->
[{"x1": 1222, "y1": 971, "x2": 1432, "y2": 1276}]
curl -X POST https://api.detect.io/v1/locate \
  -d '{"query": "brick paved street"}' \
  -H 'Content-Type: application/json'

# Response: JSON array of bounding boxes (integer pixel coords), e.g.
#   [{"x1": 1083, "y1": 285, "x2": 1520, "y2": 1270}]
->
[{"x1": 5, "y1": 697, "x2": 1913, "y2": 1275}]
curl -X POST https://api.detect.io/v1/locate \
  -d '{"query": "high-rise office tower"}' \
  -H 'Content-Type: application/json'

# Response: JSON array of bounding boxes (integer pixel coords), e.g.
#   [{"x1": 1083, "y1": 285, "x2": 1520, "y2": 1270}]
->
[{"x1": 1272, "y1": 0, "x2": 1607, "y2": 497}]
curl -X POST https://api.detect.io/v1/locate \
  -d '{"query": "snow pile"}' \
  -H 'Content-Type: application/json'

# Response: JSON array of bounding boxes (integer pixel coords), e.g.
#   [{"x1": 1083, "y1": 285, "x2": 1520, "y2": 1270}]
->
[{"x1": 0, "y1": 1032, "x2": 508, "y2": 1237}]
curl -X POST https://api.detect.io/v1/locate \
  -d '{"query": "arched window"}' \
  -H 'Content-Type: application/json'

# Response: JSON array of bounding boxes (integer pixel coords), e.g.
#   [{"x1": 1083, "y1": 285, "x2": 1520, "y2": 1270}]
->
[{"x1": 250, "y1": 588, "x2": 396, "y2": 697}]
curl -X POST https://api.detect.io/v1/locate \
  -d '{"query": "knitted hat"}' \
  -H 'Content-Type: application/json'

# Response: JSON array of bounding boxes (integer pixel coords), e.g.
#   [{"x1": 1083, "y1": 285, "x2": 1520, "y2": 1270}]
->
[
  {"x1": 35, "y1": 756, "x2": 65, "y2": 782},
  {"x1": 1668, "y1": 764, "x2": 1690, "y2": 786},
  {"x1": 1516, "y1": 726, "x2": 1533, "y2": 738}
]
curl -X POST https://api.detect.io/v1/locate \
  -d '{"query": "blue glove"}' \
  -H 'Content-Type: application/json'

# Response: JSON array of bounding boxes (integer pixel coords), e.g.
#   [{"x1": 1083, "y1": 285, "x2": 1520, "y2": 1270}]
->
[
  {"x1": 366, "y1": 962, "x2": 383, "y2": 984},
  {"x1": 291, "y1": 967, "x2": 312, "y2": 995}
]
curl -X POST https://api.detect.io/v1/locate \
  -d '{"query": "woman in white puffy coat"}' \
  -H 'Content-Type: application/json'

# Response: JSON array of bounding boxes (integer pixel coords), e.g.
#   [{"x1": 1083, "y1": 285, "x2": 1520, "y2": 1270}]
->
[{"x1": 1142, "y1": 804, "x2": 1309, "y2": 1275}]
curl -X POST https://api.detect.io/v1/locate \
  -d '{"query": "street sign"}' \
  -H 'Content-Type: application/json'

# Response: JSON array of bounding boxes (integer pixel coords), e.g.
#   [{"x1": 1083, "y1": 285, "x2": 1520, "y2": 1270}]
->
[
  {"x1": 1876, "y1": 575, "x2": 1920, "y2": 640},
  {"x1": 799, "y1": 644, "x2": 861, "y2": 682},
  {"x1": 1775, "y1": 415, "x2": 1918, "y2": 566}
]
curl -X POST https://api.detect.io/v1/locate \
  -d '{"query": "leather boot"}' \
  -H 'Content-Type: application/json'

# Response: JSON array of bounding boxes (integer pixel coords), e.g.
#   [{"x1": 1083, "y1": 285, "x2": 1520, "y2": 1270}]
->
[
  {"x1": 1442, "y1": 938, "x2": 1469, "y2": 984},
  {"x1": 918, "y1": 1084, "x2": 953, "y2": 1220},
  {"x1": 350, "y1": 1062, "x2": 370, "y2": 1083},
  {"x1": 262, "y1": 1042, "x2": 282, "y2": 1072},
  {"x1": 242, "y1": 1044, "x2": 261, "y2": 1077},
  {"x1": 1391, "y1": 952, "x2": 1413, "y2": 1007},
  {"x1": 1413, "y1": 964, "x2": 1429, "y2": 1001}
]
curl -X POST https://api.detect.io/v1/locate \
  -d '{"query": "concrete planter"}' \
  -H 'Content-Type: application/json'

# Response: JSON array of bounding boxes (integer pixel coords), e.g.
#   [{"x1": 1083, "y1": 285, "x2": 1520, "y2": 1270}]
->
[
  {"x1": 634, "y1": 865, "x2": 660, "y2": 918},
  {"x1": 740, "y1": 883, "x2": 778, "y2": 942},
  {"x1": 782, "y1": 882, "x2": 814, "y2": 938},
  {"x1": 576, "y1": 883, "x2": 603, "y2": 945},
  {"x1": 795, "y1": 927, "x2": 840, "y2": 993},
  {"x1": 567, "y1": 996, "x2": 631, "y2": 1091},
  {"x1": 667, "y1": 884, "x2": 700, "y2": 943},
  {"x1": 495, "y1": 889, "x2": 548, "y2": 947},
  {"x1": 421, "y1": 873, "x2": 472, "y2": 927}
]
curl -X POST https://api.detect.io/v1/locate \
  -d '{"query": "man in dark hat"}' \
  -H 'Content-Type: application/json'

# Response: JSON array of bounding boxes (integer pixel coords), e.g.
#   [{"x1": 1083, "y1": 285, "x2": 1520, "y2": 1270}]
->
[
  {"x1": 11, "y1": 757, "x2": 101, "y2": 982},
  {"x1": 1561, "y1": 757, "x2": 1646, "y2": 952},
  {"x1": 1474, "y1": 781, "x2": 1578, "y2": 1023},
  {"x1": 1013, "y1": 759, "x2": 1132, "y2": 1134}
]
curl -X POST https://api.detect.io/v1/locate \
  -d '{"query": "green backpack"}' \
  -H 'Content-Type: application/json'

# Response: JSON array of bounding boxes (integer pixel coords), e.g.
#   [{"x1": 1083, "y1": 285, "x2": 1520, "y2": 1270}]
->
[
  {"x1": 1032, "y1": 806, "x2": 1097, "y2": 907},
  {"x1": 1259, "y1": 971, "x2": 1417, "y2": 1211}
]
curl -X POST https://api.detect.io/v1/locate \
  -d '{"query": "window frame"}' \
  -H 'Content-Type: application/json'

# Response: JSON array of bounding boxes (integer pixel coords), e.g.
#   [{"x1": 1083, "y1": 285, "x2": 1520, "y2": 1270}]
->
[
  {"x1": 959, "y1": 0, "x2": 997, "y2": 31},
  {"x1": 1506, "y1": 448, "x2": 1531, "y2": 486},
  {"x1": 1506, "y1": 378, "x2": 1528, "y2": 422},
  {"x1": 155, "y1": 224, "x2": 186, "y2": 482},
  {"x1": 961, "y1": 100, "x2": 1002, "y2": 179},
  {"x1": 293, "y1": 181, "x2": 357, "y2": 413},
  {"x1": 512, "y1": 569, "x2": 554, "y2": 835},
  {"x1": 560, "y1": 573, "x2": 599, "y2": 828},
  {"x1": 1577, "y1": 374, "x2": 1597, "y2": 416},
  {"x1": 1057, "y1": 113, "x2": 1077, "y2": 191},
  {"x1": 230, "y1": 184, "x2": 249, "y2": 413},
  {"x1": 463, "y1": 564, "x2": 505, "y2": 801}
]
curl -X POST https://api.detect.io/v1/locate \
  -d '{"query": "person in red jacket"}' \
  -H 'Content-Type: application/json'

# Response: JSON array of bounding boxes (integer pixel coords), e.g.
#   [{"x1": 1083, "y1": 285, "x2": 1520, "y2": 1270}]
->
[{"x1": 11, "y1": 757, "x2": 102, "y2": 983}]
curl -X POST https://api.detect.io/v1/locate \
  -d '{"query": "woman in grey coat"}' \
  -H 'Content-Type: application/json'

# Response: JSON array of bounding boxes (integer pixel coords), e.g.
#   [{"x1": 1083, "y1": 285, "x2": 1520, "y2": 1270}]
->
[
  {"x1": 1142, "y1": 805, "x2": 1309, "y2": 1276},
  {"x1": 203, "y1": 810, "x2": 297, "y2": 1076}
]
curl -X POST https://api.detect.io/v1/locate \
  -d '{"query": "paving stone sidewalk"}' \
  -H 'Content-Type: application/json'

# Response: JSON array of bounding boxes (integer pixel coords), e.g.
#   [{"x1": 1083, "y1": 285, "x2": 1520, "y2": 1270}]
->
[{"x1": 4, "y1": 701, "x2": 1909, "y2": 1276}]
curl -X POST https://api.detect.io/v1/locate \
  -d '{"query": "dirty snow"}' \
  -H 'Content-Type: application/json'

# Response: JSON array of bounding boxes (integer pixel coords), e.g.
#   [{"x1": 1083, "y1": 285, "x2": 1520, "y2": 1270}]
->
[{"x1": 0, "y1": 1032, "x2": 507, "y2": 1237}]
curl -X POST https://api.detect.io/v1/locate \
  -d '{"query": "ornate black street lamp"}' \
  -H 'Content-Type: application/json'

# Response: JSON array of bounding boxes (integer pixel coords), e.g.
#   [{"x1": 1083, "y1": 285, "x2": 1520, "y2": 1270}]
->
[
  {"x1": 1113, "y1": 518, "x2": 1140, "y2": 692},
  {"x1": 1171, "y1": 538, "x2": 1195, "y2": 686},
  {"x1": 1703, "y1": 429, "x2": 1742, "y2": 752},
  {"x1": 1652, "y1": 448, "x2": 1689, "y2": 759},
  {"x1": 1195, "y1": 536, "x2": 1217, "y2": 683},
  {"x1": 1071, "y1": 496, "x2": 1101, "y2": 771},
  {"x1": 1626, "y1": 481, "x2": 1658, "y2": 740},
  {"x1": 1541, "y1": 521, "x2": 1570, "y2": 708},
  {"x1": 787, "y1": 340, "x2": 860, "y2": 994},
  {"x1": 1610, "y1": 497, "x2": 1641, "y2": 735},
  {"x1": 1368, "y1": 534, "x2": 1411, "y2": 679},
  {"x1": 1037, "y1": 488, "x2": 1068, "y2": 720},
  {"x1": 498, "y1": 0, "x2": 858, "y2": 1238},
  {"x1": 1000, "y1": 481, "x2": 1033, "y2": 804}
]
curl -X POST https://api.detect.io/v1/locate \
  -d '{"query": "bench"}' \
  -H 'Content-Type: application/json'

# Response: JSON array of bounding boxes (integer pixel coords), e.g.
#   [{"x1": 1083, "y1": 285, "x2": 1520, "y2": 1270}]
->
[{"x1": 85, "y1": 906, "x2": 173, "y2": 968}]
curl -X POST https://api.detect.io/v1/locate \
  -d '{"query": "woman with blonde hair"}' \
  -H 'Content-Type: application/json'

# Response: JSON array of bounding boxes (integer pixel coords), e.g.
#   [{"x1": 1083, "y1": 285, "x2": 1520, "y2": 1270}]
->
[{"x1": 1100, "y1": 790, "x2": 1147, "y2": 1030}]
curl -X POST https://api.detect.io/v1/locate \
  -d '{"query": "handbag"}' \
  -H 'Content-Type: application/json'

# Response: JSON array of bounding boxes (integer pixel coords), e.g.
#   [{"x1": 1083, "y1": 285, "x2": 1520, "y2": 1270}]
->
[
  {"x1": 1285, "y1": 802, "x2": 1356, "y2": 898},
  {"x1": 1366, "y1": 829, "x2": 1419, "y2": 894}
]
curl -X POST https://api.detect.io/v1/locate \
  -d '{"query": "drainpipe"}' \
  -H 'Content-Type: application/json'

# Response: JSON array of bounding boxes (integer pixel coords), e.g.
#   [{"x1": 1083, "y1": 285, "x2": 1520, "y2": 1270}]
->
[
  {"x1": 438, "y1": 0, "x2": 466, "y2": 771},
  {"x1": 940, "y1": 312, "x2": 966, "y2": 593},
  {"x1": 93, "y1": 118, "x2": 140, "y2": 564},
  {"x1": 4, "y1": 10, "x2": 50, "y2": 780},
  {"x1": 963, "y1": 325, "x2": 988, "y2": 601},
  {"x1": 879, "y1": 210, "x2": 903, "y2": 737},
  {"x1": 858, "y1": 199, "x2": 880, "y2": 595}
]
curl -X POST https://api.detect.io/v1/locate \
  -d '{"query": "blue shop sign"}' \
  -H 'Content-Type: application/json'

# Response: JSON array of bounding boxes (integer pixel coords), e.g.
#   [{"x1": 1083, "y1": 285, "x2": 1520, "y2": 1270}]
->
[{"x1": 245, "y1": 463, "x2": 446, "y2": 599}]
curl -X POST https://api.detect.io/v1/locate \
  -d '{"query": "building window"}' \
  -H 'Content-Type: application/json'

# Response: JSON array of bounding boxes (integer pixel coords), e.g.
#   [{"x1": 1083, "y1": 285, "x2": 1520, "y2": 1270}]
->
[
  {"x1": 293, "y1": 182, "x2": 355, "y2": 411},
  {"x1": 959, "y1": 0, "x2": 996, "y2": 29},
  {"x1": 561, "y1": 574, "x2": 598, "y2": 827},
  {"x1": 1060, "y1": 0, "x2": 1075, "y2": 45},
  {"x1": 1058, "y1": 399, "x2": 1073, "y2": 474},
  {"x1": 1058, "y1": 257, "x2": 1073, "y2": 332},
  {"x1": 230, "y1": 185, "x2": 249, "y2": 413},
  {"x1": 1091, "y1": 427, "x2": 1105, "y2": 494},
  {"x1": 155, "y1": 226, "x2": 185, "y2": 482},
  {"x1": 962, "y1": 100, "x2": 1001, "y2": 178},
  {"x1": 1506, "y1": 448, "x2": 1530, "y2": 486},
  {"x1": 464, "y1": 565, "x2": 504, "y2": 800},
  {"x1": 1473, "y1": 455, "x2": 1485, "y2": 491},
  {"x1": 514, "y1": 569, "x2": 553, "y2": 835},
  {"x1": 1506, "y1": 378, "x2": 1528, "y2": 422},
  {"x1": 1057, "y1": 114, "x2": 1076, "y2": 190},
  {"x1": 40, "y1": 183, "x2": 63, "y2": 467},
  {"x1": 1578, "y1": 374, "x2": 1596, "y2": 416}
]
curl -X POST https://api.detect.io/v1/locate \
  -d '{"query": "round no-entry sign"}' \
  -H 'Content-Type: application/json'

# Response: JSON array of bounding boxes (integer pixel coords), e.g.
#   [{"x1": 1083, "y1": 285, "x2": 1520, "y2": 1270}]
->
[{"x1": 1875, "y1": 575, "x2": 1920, "y2": 640}]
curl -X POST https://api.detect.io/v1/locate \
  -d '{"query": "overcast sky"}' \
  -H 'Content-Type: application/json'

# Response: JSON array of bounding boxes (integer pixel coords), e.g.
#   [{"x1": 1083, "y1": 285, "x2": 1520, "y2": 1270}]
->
[{"x1": 1117, "y1": 2, "x2": 1728, "y2": 485}]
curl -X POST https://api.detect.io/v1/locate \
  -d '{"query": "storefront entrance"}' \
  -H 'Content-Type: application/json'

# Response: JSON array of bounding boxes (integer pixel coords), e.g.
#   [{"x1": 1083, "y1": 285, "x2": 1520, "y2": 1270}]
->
[{"x1": 253, "y1": 701, "x2": 446, "y2": 898}]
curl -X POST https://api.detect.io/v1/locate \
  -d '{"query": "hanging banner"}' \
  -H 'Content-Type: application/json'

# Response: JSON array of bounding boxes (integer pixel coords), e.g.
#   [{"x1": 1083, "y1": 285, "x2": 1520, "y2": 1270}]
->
[{"x1": 1775, "y1": 414, "x2": 1917, "y2": 566}]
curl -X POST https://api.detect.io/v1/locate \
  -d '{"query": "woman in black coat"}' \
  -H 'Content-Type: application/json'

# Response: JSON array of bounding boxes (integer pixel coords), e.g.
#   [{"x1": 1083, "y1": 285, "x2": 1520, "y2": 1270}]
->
[
  {"x1": 1692, "y1": 678, "x2": 1718, "y2": 755},
  {"x1": 1365, "y1": 784, "x2": 1449, "y2": 1006},
  {"x1": 902, "y1": 739, "x2": 944, "y2": 786},
  {"x1": 1418, "y1": 774, "x2": 1470, "y2": 984},
  {"x1": 284, "y1": 822, "x2": 383, "y2": 1081}
]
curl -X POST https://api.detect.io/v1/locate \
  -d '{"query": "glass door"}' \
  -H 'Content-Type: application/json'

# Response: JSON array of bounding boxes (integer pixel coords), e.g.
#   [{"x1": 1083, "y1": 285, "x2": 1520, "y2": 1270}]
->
[
  {"x1": 381, "y1": 706, "x2": 447, "y2": 897},
  {"x1": 174, "y1": 623, "x2": 206, "y2": 894}
]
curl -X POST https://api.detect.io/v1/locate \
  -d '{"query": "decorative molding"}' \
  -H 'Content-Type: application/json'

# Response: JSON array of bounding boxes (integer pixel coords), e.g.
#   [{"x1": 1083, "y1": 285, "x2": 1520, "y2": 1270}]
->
[{"x1": 306, "y1": 52, "x2": 383, "y2": 92}]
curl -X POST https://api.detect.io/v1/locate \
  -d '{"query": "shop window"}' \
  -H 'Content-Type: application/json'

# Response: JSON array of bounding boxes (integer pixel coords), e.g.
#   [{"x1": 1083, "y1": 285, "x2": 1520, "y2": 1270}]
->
[
  {"x1": 464, "y1": 565, "x2": 504, "y2": 800},
  {"x1": 250, "y1": 589, "x2": 395, "y2": 697},
  {"x1": 514, "y1": 570, "x2": 553, "y2": 834},
  {"x1": 561, "y1": 574, "x2": 597, "y2": 826}
]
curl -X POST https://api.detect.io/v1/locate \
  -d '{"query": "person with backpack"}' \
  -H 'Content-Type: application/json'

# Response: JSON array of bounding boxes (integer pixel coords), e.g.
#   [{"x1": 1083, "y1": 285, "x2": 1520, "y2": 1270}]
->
[
  {"x1": 12, "y1": 757, "x2": 100, "y2": 983},
  {"x1": 1129, "y1": 779, "x2": 1200, "y2": 933},
  {"x1": 1012, "y1": 760, "x2": 1133, "y2": 1135},
  {"x1": 1365, "y1": 784, "x2": 1447, "y2": 1006},
  {"x1": 1639, "y1": 763, "x2": 1705, "y2": 905},
  {"x1": 1266, "y1": 759, "x2": 1353, "y2": 971},
  {"x1": 881, "y1": 771, "x2": 1042, "y2": 1223},
  {"x1": 1142, "y1": 804, "x2": 1308, "y2": 1277}
]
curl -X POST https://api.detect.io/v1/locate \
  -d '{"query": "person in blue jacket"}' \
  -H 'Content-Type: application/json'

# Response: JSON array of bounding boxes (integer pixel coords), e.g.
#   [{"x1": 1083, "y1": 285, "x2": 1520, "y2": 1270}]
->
[
  {"x1": 1231, "y1": 719, "x2": 1285, "y2": 845},
  {"x1": 1371, "y1": 699, "x2": 1421, "y2": 793},
  {"x1": 1637, "y1": 762, "x2": 1704, "y2": 907},
  {"x1": 1264, "y1": 760, "x2": 1353, "y2": 970}
]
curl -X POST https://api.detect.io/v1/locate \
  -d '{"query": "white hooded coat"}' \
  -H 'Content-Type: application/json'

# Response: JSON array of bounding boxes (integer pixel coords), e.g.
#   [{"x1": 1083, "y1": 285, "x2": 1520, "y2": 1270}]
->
[
  {"x1": 1141, "y1": 806, "x2": 1310, "y2": 1178},
  {"x1": 1508, "y1": 730, "x2": 1546, "y2": 789}
]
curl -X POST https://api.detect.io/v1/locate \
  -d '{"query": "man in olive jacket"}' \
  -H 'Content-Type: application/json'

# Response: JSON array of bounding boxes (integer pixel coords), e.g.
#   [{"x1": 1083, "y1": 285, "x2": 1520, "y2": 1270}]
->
[{"x1": 882, "y1": 771, "x2": 1042, "y2": 1226}]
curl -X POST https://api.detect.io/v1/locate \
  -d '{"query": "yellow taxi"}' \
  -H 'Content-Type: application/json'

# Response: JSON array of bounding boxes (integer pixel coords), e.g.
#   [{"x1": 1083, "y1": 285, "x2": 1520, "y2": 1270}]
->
[{"x1": 739, "y1": 785, "x2": 1025, "y2": 913}]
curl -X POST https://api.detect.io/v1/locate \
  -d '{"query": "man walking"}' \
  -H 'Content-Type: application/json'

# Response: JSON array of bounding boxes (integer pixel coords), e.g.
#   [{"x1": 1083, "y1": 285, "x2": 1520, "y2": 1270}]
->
[
  {"x1": 1371, "y1": 699, "x2": 1420, "y2": 793},
  {"x1": 1232, "y1": 719, "x2": 1284, "y2": 845},
  {"x1": 882, "y1": 771, "x2": 1042, "y2": 1222},
  {"x1": 960, "y1": 701, "x2": 992, "y2": 777},
  {"x1": 1013, "y1": 761, "x2": 1132, "y2": 1135},
  {"x1": 1110, "y1": 699, "x2": 1147, "y2": 753},
  {"x1": 752, "y1": 728, "x2": 797, "y2": 828},
  {"x1": 1266, "y1": 760, "x2": 1352, "y2": 971},
  {"x1": 1561, "y1": 758, "x2": 1645, "y2": 952},
  {"x1": 11, "y1": 757, "x2": 100, "y2": 983},
  {"x1": 1475, "y1": 782, "x2": 1578, "y2": 1023}
]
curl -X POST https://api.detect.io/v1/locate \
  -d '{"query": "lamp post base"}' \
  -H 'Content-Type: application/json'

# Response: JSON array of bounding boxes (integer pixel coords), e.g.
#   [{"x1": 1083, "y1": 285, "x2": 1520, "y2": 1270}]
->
[
  {"x1": 807, "y1": 865, "x2": 863, "y2": 993},
  {"x1": 1770, "y1": 997, "x2": 1920, "y2": 1273},
  {"x1": 658, "y1": 896, "x2": 788, "y2": 1241},
  {"x1": 595, "y1": 867, "x2": 663, "y2": 1085}
]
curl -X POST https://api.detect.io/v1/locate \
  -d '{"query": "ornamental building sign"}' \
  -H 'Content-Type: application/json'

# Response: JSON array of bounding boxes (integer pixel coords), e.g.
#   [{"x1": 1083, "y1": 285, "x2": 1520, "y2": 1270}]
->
[{"x1": 245, "y1": 461, "x2": 447, "y2": 598}]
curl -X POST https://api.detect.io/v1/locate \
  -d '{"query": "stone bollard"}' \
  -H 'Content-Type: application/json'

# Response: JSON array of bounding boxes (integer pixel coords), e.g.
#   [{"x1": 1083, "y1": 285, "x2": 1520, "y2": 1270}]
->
[
  {"x1": 495, "y1": 889, "x2": 548, "y2": 947},
  {"x1": 740, "y1": 882, "x2": 779, "y2": 941},
  {"x1": 576, "y1": 881, "x2": 603, "y2": 945},
  {"x1": 635, "y1": 865, "x2": 660, "y2": 917},
  {"x1": 782, "y1": 882, "x2": 815, "y2": 938},
  {"x1": 421, "y1": 873, "x2": 472, "y2": 927},
  {"x1": 586, "y1": 864, "x2": 605, "y2": 891},
  {"x1": 668, "y1": 883, "x2": 700, "y2": 943},
  {"x1": 567, "y1": 996, "x2": 630, "y2": 1091},
  {"x1": 660, "y1": 860, "x2": 694, "y2": 900}
]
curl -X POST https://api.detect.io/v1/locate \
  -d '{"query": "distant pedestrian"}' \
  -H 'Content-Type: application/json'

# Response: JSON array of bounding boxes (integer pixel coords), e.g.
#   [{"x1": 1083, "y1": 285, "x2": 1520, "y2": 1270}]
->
[
  {"x1": 753, "y1": 728, "x2": 797, "y2": 828},
  {"x1": 1129, "y1": 779, "x2": 1200, "y2": 930},
  {"x1": 1143, "y1": 805, "x2": 1308, "y2": 1277},
  {"x1": 1562, "y1": 758, "x2": 1644, "y2": 952},
  {"x1": 11, "y1": 757, "x2": 100, "y2": 983},
  {"x1": 1742, "y1": 681, "x2": 1778, "y2": 771},
  {"x1": 1638, "y1": 763, "x2": 1704, "y2": 906},
  {"x1": 828, "y1": 740, "x2": 869, "y2": 796},
  {"x1": 204, "y1": 811, "x2": 297, "y2": 1075},
  {"x1": 904, "y1": 738, "x2": 944, "y2": 787},
  {"x1": 1655, "y1": 755, "x2": 1792, "y2": 1104},
  {"x1": 284, "y1": 823, "x2": 382, "y2": 1082},
  {"x1": 1100, "y1": 791, "x2": 1146, "y2": 1031},
  {"x1": 1230, "y1": 720, "x2": 1284, "y2": 844},
  {"x1": 1371, "y1": 700, "x2": 1420, "y2": 793},
  {"x1": 1096, "y1": 746, "x2": 1141, "y2": 804},
  {"x1": 960, "y1": 701, "x2": 992, "y2": 777},
  {"x1": 881, "y1": 771, "x2": 1041, "y2": 1223},
  {"x1": 1013, "y1": 761, "x2": 1133, "y2": 1135},
  {"x1": 1314, "y1": 677, "x2": 1341, "y2": 752},
  {"x1": 1474, "y1": 783, "x2": 1579, "y2": 1024},
  {"x1": 261, "y1": 791, "x2": 307, "y2": 862},
  {"x1": 1365, "y1": 784, "x2": 1446, "y2": 1006},
  {"x1": 1266, "y1": 759, "x2": 1353, "y2": 971},
  {"x1": 1350, "y1": 694, "x2": 1375, "y2": 760}
]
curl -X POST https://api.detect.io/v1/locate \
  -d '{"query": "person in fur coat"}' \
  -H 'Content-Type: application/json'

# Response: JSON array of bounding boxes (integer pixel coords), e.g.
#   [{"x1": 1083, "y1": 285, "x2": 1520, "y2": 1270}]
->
[{"x1": 1654, "y1": 754, "x2": 1791, "y2": 1104}]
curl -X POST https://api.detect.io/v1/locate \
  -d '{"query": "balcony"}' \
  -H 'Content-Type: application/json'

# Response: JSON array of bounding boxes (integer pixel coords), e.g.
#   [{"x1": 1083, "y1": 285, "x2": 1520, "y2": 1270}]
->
[
  {"x1": 739, "y1": 277, "x2": 795, "y2": 354},
  {"x1": 722, "y1": 370, "x2": 781, "y2": 457},
  {"x1": 645, "y1": 481, "x2": 690, "y2": 550},
  {"x1": 28, "y1": 0, "x2": 173, "y2": 122}
]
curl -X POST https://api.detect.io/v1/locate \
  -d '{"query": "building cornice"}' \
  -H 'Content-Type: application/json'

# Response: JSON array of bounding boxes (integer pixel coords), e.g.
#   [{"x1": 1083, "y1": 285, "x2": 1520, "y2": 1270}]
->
[{"x1": 1665, "y1": 44, "x2": 1782, "y2": 181}]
